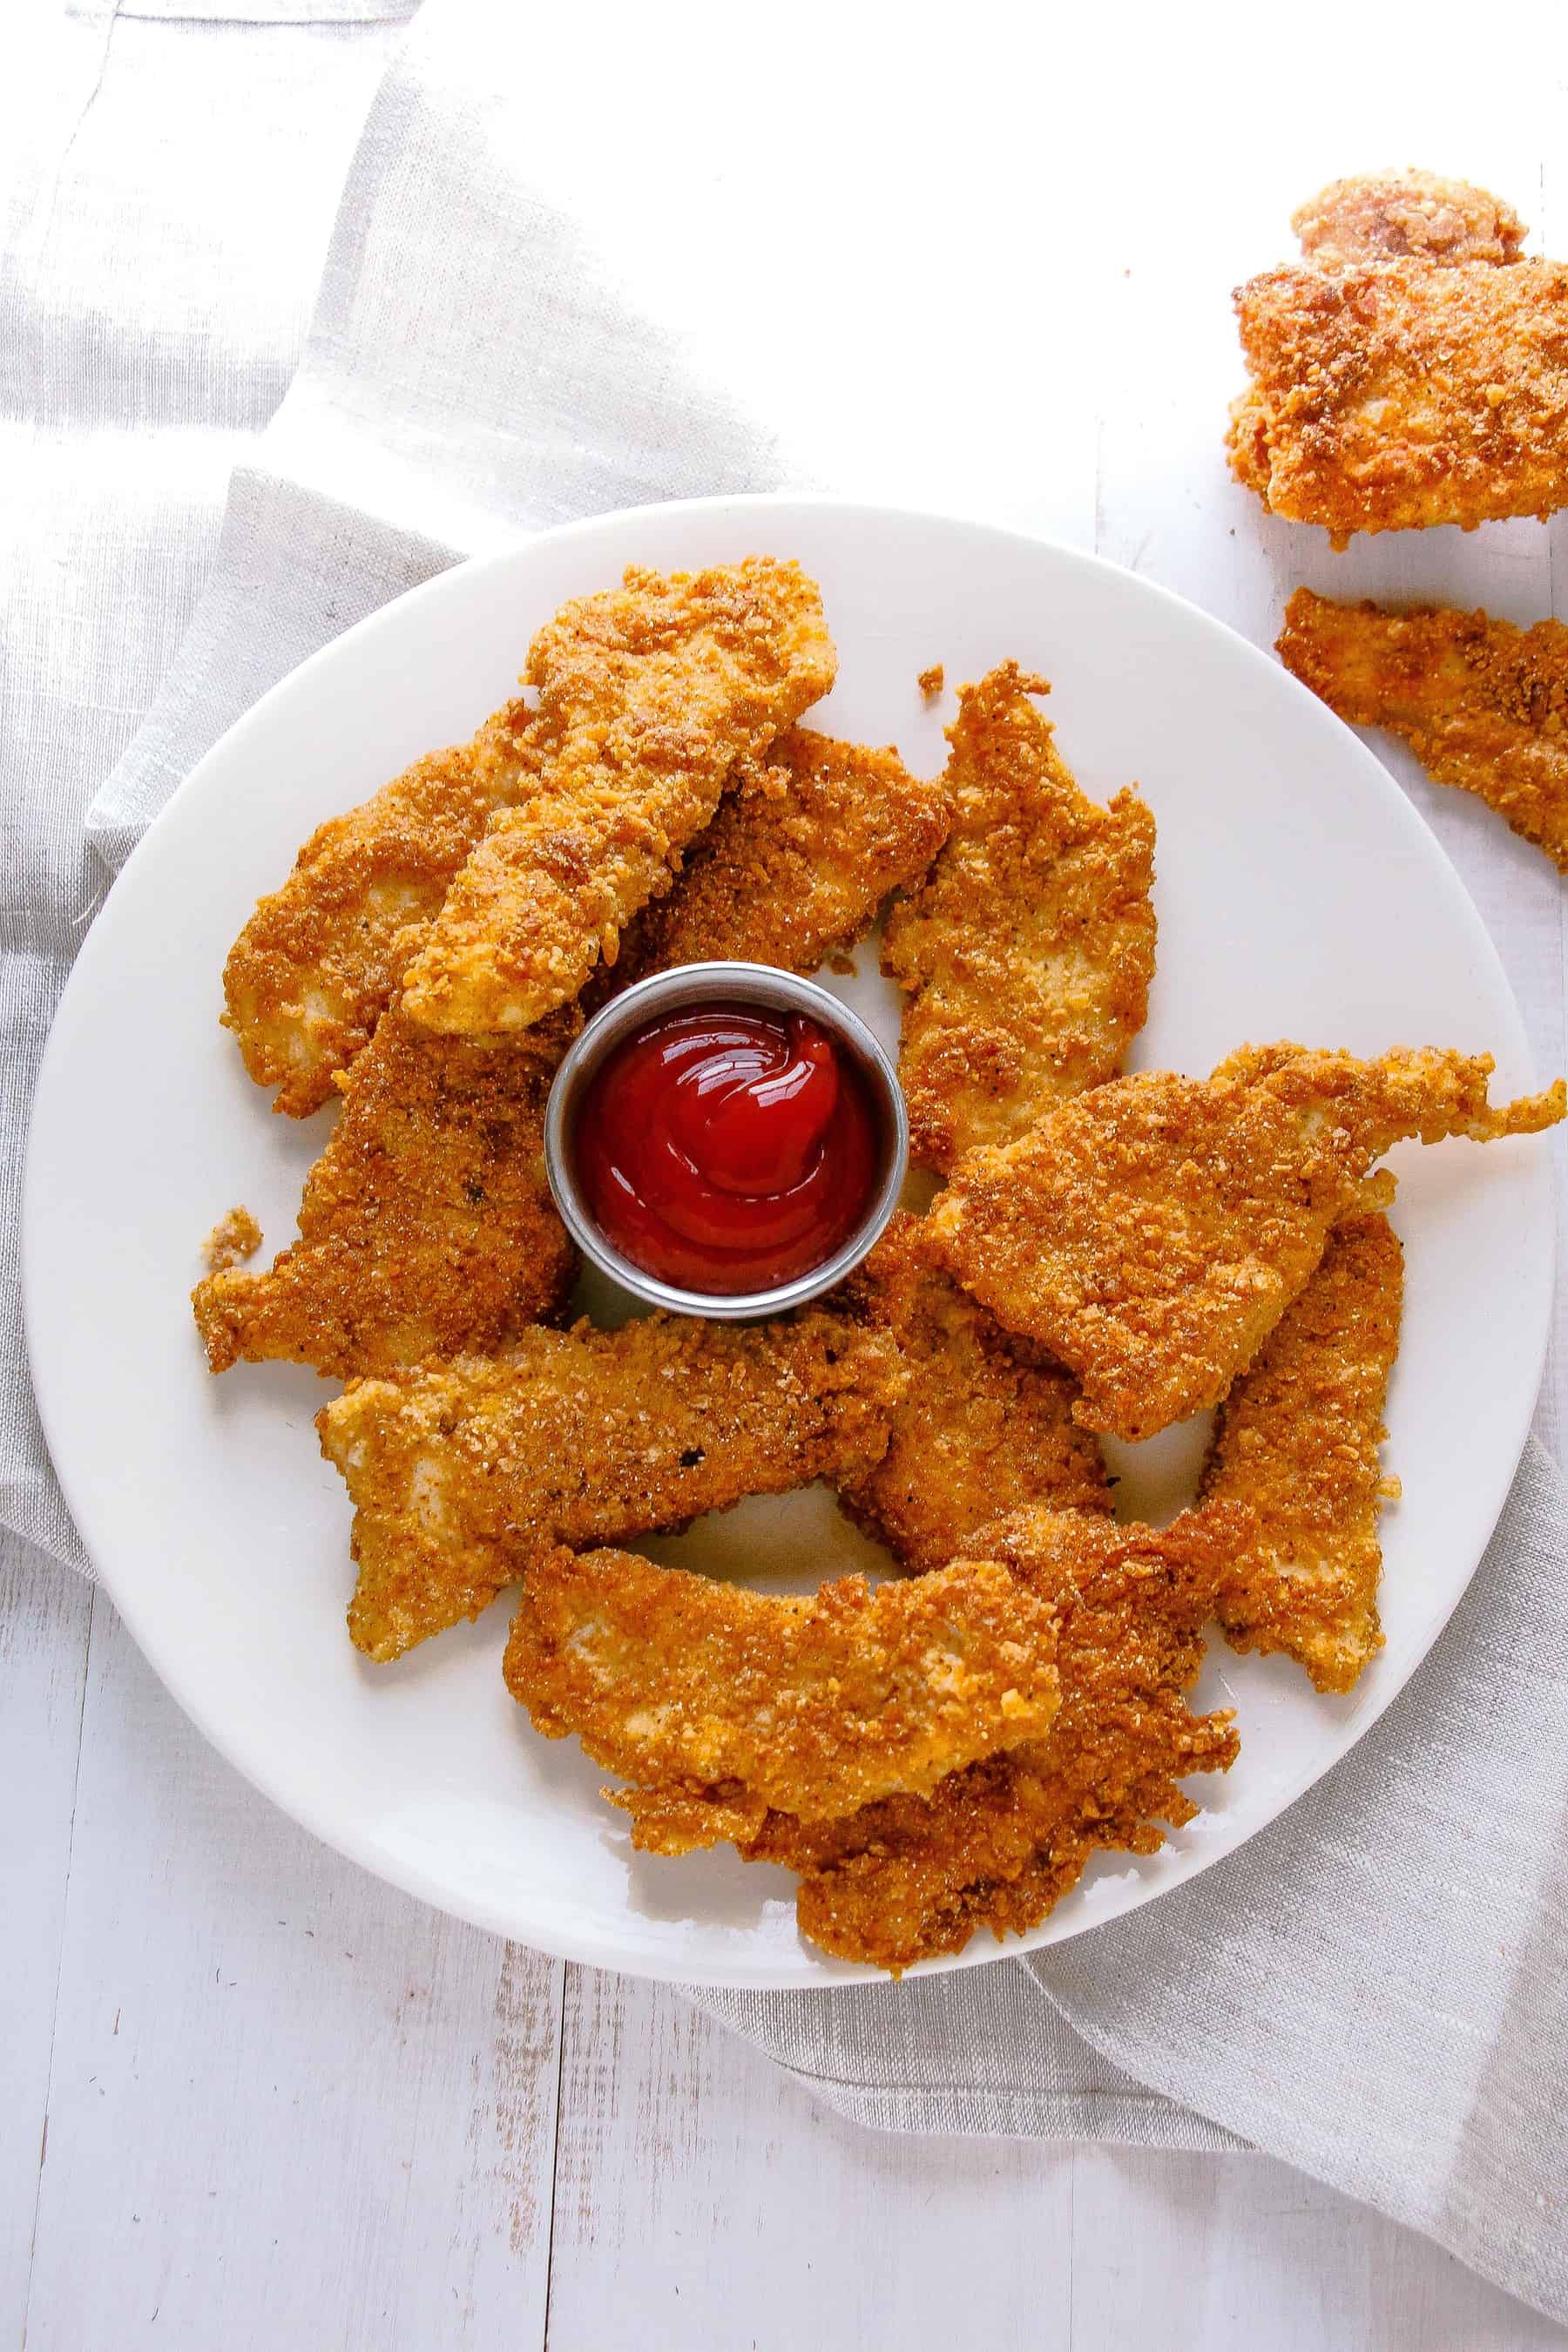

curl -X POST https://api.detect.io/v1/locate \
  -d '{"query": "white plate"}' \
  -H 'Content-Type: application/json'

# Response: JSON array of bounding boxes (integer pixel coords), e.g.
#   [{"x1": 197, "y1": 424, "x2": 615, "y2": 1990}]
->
[{"x1": 24, "y1": 497, "x2": 1554, "y2": 1986}]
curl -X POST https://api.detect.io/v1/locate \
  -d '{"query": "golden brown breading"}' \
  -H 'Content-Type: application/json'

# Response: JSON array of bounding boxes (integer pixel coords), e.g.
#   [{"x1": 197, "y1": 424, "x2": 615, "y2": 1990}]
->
[
  {"x1": 192, "y1": 1004, "x2": 577, "y2": 1382},
  {"x1": 598, "y1": 727, "x2": 949, "y2": 994},
  {"x1": 928, "y1": 1047, "x2": 1563, "y2": 1443},
  {"x1": 1292, "y1": 170, "x2": 1526, "y2": 270},
  {"x1": 1227, "y1": 260, "x2": 1568, "y2": 544},
  {"x1": 400, "y1": 560, "x2": 837, "y2": 1035},
  {"x1": 504, "y1": 1547, "x2": 1060, "y2": 1848},
  {"x1": 1277, "y1": 587, "x2": 1568, "y2": 873},
  {"x1": 743, "y1": 1508, "x2": 1242, "y2": 1973},
  {"x1": 881, "y1": 664, "x2": 1156, "y2": 1173},
  {"x1": 316, "y1": 1311, "x2": 903, "y2": 1662},
  {"x1": 222, "y1": 700, "x2": 543, "y2": 1117},
  {"x1": 835, "y1": 1212, "x2": 1111, "y2": 1571},
  {"x1": 1201, "y1": 1211, "x2": 1402, "y2": 1694},
  {"x1": 917, "y1": 664, "x2": 944, "y2": 699}
]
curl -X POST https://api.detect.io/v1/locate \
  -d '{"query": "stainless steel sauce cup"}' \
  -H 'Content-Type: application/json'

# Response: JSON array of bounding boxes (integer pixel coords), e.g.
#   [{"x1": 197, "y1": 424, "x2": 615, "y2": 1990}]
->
[{"x1": 544, "y1": 960, "x2": 909, "y2": 1320}]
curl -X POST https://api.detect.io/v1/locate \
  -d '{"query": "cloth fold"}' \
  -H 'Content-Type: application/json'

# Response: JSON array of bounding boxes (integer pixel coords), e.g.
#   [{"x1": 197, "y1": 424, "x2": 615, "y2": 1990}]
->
[
  {"x1": 697, "y1": 1438, "x2": 1568, "y2": 2325},
  {"x1": 10, "y1": 0, "x2": 1568, "y2": 2330},
  {"x1": 84, "y1": 0, "x2": 793, "y2": 869}
]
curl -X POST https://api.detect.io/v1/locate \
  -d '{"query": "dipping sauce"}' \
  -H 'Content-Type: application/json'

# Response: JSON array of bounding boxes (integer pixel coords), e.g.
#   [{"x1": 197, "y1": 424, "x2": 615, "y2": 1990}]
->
[{"x1": 574, "y1": 1002, "x2": 882, "y2": 1294}]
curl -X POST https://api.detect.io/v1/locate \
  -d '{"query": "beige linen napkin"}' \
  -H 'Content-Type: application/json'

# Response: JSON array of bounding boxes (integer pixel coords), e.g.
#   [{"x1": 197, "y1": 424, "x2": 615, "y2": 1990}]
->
[
  {"x1": 697, "y1": 1440, "x2": 1568, "y2": 2324},
  {"x1": 9, "y1": 1, "x2": 1567, "y2": 2328}
]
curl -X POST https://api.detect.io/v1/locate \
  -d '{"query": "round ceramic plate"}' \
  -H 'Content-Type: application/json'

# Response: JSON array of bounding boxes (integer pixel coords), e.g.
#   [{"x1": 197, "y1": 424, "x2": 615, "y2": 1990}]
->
[{"x1": 25, "y1": 497, "x2": 1554, "y2": 1986}]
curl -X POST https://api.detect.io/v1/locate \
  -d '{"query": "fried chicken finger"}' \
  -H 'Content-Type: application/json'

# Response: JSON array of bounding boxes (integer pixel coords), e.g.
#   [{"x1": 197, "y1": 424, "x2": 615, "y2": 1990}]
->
[
  {"x1": 401, "y1": 559, "x2": 837, "y2": 1035},
  {"x1": 317, "y1": 1311, "x2": 903, "y2": 1661},
  {"x1": 747, "y1": 1508, "x2": 1243, "y2": 1972},
  {"x1": 929, "y1": 1046, "x2": 1562, "y2": 1442},
  {"x1": 1202, "y1": 1209, "x2": 1403, "y2": 1693},
  {"x1": 1278, "y1": 587, "x2": 1568, "y2": 873},
  {"x1": 504, "y1": 1548, "x2": 1060, "y2": 1851},
  {"x1": 882, "y1": 663, "x2": 1156, "y2": 1172}
]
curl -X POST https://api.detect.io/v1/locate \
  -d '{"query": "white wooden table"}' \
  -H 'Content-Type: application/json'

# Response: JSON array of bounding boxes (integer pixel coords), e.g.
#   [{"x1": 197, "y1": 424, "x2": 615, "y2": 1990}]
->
[{"x1": 6, "y1": 7, "x2": 1568, "y2": 2344}]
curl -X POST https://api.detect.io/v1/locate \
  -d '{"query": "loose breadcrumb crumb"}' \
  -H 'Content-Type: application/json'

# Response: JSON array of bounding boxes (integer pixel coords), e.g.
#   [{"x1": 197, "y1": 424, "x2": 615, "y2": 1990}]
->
[{"x1": 200, "y1": 1206, "x2": 262, "y2": 1274}]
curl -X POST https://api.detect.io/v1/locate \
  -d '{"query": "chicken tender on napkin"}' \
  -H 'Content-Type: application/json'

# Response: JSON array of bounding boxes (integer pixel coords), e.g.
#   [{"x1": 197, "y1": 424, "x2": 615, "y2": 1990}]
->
[
  {"x1": 1202, "y1": 1210, "x2": 1402, "y2": 1693},
  {"x1": 221, "y1": 699, "x2": 544, "y2": 1117},
  {"x1": 835, "y1": 1213, "x2": 1111, "y2": 1571},
  {"x1": 881, "y1": 664, "x2": 1156, "y2": 1172},
  {"x1": 192, "y1": 1003, "x2": 577, "y2": 1382},
  {"x1": 1292, "y1": 169, "x2": 1526, "y2": 270},
  {"x1": 1277, "y1": 587, "x2": 1568, "y2": 873},
  {"x1": 504, "y1": 1548, "x2": 1060, "y2": 1851},
  {"x1": 928, "y1": 1047, "x2": 1563, "y2": 1443},
  {"x1": 400, "y1": 559, "x2": 837, "y2": 1036},
  {"x1": 599, "y1": 727, "x2": 950, "y2": 993},
  {"x1": 1227, "y1": 257, "x2": 1568, "y2": 543},
  {"x1": 317, "y1": 1312, "x2": 902, "y2": 1662},
  {"x1": 744, "y1": 1508, "x2": 1241, "y2": 1973}
]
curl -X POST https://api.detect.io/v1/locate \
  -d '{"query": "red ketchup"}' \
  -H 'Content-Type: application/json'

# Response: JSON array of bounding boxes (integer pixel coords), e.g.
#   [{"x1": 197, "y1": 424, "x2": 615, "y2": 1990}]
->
[{"x1": 575, "y1": 1002, "x2": 881, "y2": 1294}]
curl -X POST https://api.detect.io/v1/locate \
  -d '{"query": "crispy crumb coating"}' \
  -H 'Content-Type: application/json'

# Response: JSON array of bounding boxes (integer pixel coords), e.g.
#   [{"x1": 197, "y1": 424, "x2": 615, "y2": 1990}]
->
[
  {"x1": 400, "y1": 560, "x2": 837, "y2": 1035},
  {"x1": 597, "y1": 727, "x2": 949, "y2": 995},
  {"x1": 929, "y1": 1047, "x2": 1564, "y2": 1443},
  {"x1": 882, "y1": 665, "x2": 1156, "y2": 1173},
  {"x1": 200, "y1": 1205, "x2": 262, "y2": 1275},
  {"x1": 1277, "y1": 587, "x2": 1568, "y2": 873},
  {"x1": 222, "y1": 700, "x2": 544, "y2": 1116},
  {"x1": 1202, "y1": 1211, "x2": 1402, "y2": 1694},
  {"x1": 1292, "y1": 171, "x2": 1526, "y2": 270},
  {"x1": 835, "y1": 1213, "x2": 1111, "y2": 1571},
  {"x1": 1227, "y1": 259, "x2": 1568, "y2": 543},
  {"x1": 192, "y1": 1004, "x2": 577, "y2": 1382},
  {"x1": 504, "y1": 1547, "x2": 1060, "y2": 1847},
  {"x1": 744, "y1": 1509, "x2": 1242, "y2": 1973},
  {"x1": 316, "y1": 1312, "x2": 903, "y2": 1662},
  {"x1": 917, "y1": 664, "x2": 944, "y2": 698}
]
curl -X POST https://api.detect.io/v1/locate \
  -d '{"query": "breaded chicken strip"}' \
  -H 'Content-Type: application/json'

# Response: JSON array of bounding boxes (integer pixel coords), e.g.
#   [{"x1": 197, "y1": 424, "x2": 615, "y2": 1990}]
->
[
  {"x1": 221, "y1": 700, "x2": 544, "y2": 1117},
  {"x1": 1277, "y1": 587, "x2": 1568, "y2": 873},
  {"x1": 881, "y1": 665, "x2": 1156, "y2": 1172},
  {"x1": 1201, "y1": 1211, "x2": 1402, "y2": 1694},
  {"x1": 400, "y1": 560, "x2": 837, "y2": 1036},
  {"x1": 597, "y1": 727, "x2": 949, "y2": 995},
  {"x1": 835, "y1": 1213, "x2": 1110, "y2": 1571},
  {"x1": 192, "y1": 1003, "x2": 577, "y2": 1382},
  {"x1": 744, "y1": 1508, "x2": 1242, "y2": 1973},
  {"x1": 504, "y1": 1548, "x2": 1059, "y2": 1850},
  {"x1": 1292, "y1": 170, "x2": 1526, "y2": 270},
  {"x1": 929, "y1": 1047, "x2": 1563, "y2": 1443},
  {"x1": 1228, "y1": 260, "x2": 1568, "y2": 544},
  {"x1": 317, "y1": 1312, "x2": 902, "y2": 1661}
]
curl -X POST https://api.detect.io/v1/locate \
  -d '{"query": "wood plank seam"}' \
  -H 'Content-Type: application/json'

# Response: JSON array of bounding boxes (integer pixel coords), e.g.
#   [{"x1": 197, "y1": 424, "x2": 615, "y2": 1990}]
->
[
  {"x1": 19, "y1": 1582, "x2": 96, "y2": 2350},
  {"x1": 541, "y1": 1960, "x2": 573, "y2": 2349}
]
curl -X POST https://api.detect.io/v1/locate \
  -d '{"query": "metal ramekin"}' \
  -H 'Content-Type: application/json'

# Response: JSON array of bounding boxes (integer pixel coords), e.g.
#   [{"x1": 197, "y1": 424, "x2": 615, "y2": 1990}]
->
[{"x1": 544, "y1": 961, "x2": 909, "y2": 1320}]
